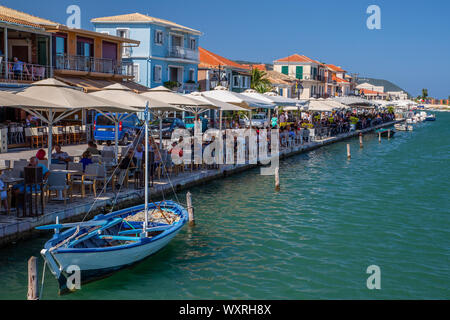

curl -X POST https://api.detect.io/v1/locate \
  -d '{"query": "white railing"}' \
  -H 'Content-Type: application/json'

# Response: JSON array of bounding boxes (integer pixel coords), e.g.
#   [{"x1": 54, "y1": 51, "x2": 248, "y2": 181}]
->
[
  {"x1": 168, "y1": 46, "x2": 199, "y2": 61},
  {"x1": 55, "y1": 55, "x2": 134, "y2": 77}
]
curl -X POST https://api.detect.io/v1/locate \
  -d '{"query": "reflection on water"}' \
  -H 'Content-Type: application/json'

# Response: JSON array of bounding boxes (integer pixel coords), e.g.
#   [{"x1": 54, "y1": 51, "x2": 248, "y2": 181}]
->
[{"x1": 0, "y1": 113, "x2": 449, "y2": 299}]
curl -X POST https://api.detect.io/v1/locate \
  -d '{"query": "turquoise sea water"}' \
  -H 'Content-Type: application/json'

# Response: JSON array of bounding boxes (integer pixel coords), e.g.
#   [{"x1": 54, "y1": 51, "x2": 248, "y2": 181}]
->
[{"x1": 0, "y1": 113, "x2": 449, "y2": 299}]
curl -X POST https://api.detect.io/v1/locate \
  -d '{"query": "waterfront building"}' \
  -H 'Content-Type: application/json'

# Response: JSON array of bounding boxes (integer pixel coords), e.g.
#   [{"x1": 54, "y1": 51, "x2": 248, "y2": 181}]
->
[
  {"x1": 273, "y1": 54, "x2": 326, "y2": 99},
  {"x1": 197, "y1": 47, "x2": 251, "y2": 93},
  {"x1": 0, "y1": 5, "x2": 142, "y2": 147},
  {"x1": 92, "y1": 13, "x2": 201, "y2": 93}
]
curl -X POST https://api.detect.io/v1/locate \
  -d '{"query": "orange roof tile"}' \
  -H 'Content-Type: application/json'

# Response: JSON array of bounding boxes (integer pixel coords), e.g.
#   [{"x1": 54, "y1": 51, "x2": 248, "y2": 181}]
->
[
  {"x1": 332, "y1": 75, "x2": 350, "y2": 83},
  {"x1": 275, "y1": 54, "x2": 323, "y2": 65},
  {"x1": 199, "y1": 47, "x2": 251, "y2": 71},
  {"x1": 91, "y1": 13, "x2": 201, "y2": 35},
  {"x1": 326, "y1": 64, "x2": 346, "y2": 72},
  {"x1": 0, "y1": 5, "x2": 58, "y2": 26},
  {"x1": 361, "y1": 88, "x2": 385, "y2": 95}
]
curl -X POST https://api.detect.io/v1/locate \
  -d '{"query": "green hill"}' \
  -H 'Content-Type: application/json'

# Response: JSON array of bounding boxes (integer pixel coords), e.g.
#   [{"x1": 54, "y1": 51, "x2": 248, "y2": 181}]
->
[{"x1": 356, "y1": 77, "x2": 410, "y2": 97}]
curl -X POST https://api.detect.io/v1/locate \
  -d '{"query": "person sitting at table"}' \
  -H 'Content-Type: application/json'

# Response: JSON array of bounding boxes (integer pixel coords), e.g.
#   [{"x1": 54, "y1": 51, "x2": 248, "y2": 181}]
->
[
  {"x1": 86, "y1": 140, "x2": 101, "y2": 155},
  {"x1": 51, "y1": 144, "x2": 70, "y2": 164},
  {"x1": 0, "y1": 178, "x2": 8, "y2": 213},
  {"x1": 80, "y1": 151, "x2": 93, "y2": 171},
  {"x1": 116, "y1": 149, "x2": 136, "y2": 189},
  {"x1": 102, "y1": 140, "x2": 115, "y2": 153},
  {"x1": 13, "y1": 156, "x2": 50, "y2": 200},
  {"x1": 36, "y1": 149, "x2": 47, "y2": 161}
]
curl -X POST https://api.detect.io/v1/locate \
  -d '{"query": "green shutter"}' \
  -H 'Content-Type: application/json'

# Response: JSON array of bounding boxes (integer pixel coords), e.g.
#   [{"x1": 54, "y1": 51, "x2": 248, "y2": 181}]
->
[
  {"x1": 296, "y1": 66, "x2": 303, "y2": 79},
  {"x1": 281, "y1": 66, "x2": 288, "y2": 75}
]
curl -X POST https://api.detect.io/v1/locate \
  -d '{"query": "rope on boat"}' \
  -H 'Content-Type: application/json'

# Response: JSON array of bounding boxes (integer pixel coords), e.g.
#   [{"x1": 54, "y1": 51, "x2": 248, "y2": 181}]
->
[
  {"x1": 108, "y1": 126, "x2": 145, "y2": 214},
  {"x1": 79, "y1": 123, "x2": 145, "y2": 223},
  {"x1": 39, "y1": 260, "x2": 46, "y2": 300}
]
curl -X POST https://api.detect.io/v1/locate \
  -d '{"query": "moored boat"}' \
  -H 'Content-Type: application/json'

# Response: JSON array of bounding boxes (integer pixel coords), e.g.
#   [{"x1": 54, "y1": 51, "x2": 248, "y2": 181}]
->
[
  {"x1": 375, "y1": 128, "x2": 396, "y2": 137},
  {"x1": 38, "y1": 202, "x2": 187, "y2": 293},
  {"x1": 394, "y1": 123, "x2": 413, "y2": 131},
  {"x1": 37, "y1": 102, "x2": 189, "y2": 294},
  {"x1": 425, "y1": 114, "x2": 436, "y2": 121}
]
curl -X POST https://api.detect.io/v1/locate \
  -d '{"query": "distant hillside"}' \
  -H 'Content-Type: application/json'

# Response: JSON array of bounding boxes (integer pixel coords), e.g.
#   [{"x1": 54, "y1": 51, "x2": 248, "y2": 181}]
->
[{"x1": 357, "y1": 77, "x2": 410, "y2": 97}]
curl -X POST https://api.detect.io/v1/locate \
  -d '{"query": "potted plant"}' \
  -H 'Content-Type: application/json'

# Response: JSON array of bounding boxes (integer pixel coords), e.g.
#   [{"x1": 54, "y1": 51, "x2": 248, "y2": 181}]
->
[{"x1": 163, "y1": 81, "x2": 180, "y2": 91}]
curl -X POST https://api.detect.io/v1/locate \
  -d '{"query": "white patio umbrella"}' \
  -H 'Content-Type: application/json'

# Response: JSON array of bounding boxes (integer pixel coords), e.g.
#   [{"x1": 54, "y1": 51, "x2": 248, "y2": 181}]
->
[
  {"x1": 202, "y1": 87, "x2": 274, "y2": 129},
  {"x1": 185, "y1": 91, "x2": 247, "y2": 131},
  {"x1": 18, "y1": 78, "x2": 138, "y2": 167},
  {"x1": 141, "y1": 86, "x2": 209, "y2": 148},
  {"x1": 90, "y1": 83, "x2": 173, "y2": 154}
]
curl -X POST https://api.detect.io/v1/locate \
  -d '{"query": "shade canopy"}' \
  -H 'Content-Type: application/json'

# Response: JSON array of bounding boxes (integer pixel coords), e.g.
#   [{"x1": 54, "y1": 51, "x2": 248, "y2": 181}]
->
[
  {"x1": 18, "y1": 78, "x2": 134, "y2": 112},
  {"x1": 332, "y1": 96, "x2": 374, "y2": 106},
  {"x1": 90, "y1": 83, "x2": 173, "y2": 111},
  {"x1": 140, "y1": 86, "x2": 209, "y2": 107},
  {"x1": 263, "y1": 91, "x2": 308, "y2": 106},
  {"x1": 0, "y1": 90, "x2": 67, "y2": 109},
  {"x1": 202, "y1": 87, "x2": 274, "y2": 109},
  {"x1": 185, "y1": 92, "x2": 248, "y2": 111}
]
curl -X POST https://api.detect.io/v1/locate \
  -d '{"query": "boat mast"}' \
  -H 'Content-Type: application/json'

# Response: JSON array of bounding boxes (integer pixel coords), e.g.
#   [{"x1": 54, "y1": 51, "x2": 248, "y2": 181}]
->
[{"x1": 143, "y1": 101, "x2": 149, "y2": 237}]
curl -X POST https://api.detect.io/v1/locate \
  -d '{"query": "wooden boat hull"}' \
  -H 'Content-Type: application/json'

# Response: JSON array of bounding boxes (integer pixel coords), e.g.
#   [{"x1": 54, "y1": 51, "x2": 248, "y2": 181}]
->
[
  {"x1": 40, "y1": 201, "x2": 187, "y2": 294},
  {"x1": 375, "y1": 129, "x2": 395, "y2": 137}
]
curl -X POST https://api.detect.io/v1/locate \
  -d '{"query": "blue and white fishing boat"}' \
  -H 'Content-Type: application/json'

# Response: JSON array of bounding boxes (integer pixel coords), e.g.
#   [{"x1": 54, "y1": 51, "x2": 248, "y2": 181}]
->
[{"x1": 37, "y1": 103, "x2": 188, "y2": 294}]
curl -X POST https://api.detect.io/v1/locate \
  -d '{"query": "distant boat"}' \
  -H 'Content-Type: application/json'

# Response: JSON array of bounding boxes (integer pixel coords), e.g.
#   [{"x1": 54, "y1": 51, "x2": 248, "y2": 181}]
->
[
  {"x1": 425, "y1": 114, "x2": 436, "y2": 121},
  {"x1": 375, "y1": 128, "x2": 396, "y2": 137},
  {"x1": 394, "y1": 123, "x2": 413, "y2": 131}
]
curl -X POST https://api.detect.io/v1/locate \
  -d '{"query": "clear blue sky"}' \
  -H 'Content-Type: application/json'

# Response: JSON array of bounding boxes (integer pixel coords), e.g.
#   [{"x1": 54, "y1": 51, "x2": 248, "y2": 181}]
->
[{"x1": 5, "y1": 0, "x2": 450, "y2": 98}]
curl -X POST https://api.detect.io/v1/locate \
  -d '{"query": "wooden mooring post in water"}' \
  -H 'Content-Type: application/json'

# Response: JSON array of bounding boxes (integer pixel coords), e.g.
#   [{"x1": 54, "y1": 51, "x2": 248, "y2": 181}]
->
[
  {"x1": 27, "y1": 256, "x2": 39, "y2": 300},
  {"x1": 359, "y1": 133, "x2": 363, "y2": 148},
  {"x1": 388, "y1": 129, "x2": 391, "y2": 140},
  {"x1": 378, "y1": 132, "x2": 381, "y2": 143},
  {"x1": 186, "y1": 192, "x2": 195, "y2": 226},
  {"x1": 347, "y1": 144, "x2": 351, "y2": 159},
  {"x1": 275, "y1": 167, "x2": 280, "y2": 191}
]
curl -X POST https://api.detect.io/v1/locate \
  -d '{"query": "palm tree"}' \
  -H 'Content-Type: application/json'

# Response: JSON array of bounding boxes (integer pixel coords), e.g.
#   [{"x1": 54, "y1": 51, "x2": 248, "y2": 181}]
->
[
  {"x1": 250, "y1": 68, "x2": 272, "y2": 93},
  {"x1": 422, "y1": 88, "x2": 428, "y2": 99}
]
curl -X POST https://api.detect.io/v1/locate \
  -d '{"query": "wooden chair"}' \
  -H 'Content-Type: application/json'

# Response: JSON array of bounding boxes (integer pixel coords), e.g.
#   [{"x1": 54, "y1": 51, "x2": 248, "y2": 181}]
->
[
  {"x1": 52, "y1": 127, "x2": 64, "y2": 146},
  {"x1": 71, "y1": 164, "x2": 99, "y2": 198}
]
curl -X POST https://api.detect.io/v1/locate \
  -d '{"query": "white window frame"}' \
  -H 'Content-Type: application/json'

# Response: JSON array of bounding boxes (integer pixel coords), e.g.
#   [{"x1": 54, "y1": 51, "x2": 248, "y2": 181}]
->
[
  {"x1": 153, "y1": 65, "x2": 162, "y2": 83},
  {"x1": 189, "y1": 37, "x2": 197, "y2": 50},
  {"x1": 155, "y1": 30, "x2": 164, "y2": 45},
  {"x1": 133, "y1": 64, "x2": 140, "y2": 83},
  {"x1": 188, "y1": 68, "x2": 195, "y2": 82},
  {"x1": 233, "y1": 75, "x2": 239, "y2": 88},
  {"x1": 116, "y1": 28, "x2": 130, "y2": 57}
]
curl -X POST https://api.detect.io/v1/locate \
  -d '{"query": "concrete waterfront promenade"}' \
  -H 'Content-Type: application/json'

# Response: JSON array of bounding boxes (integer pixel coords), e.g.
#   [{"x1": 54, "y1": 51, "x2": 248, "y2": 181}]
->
[{"x1": 0, "y1": 120, "x2": 401, "y2": 246}]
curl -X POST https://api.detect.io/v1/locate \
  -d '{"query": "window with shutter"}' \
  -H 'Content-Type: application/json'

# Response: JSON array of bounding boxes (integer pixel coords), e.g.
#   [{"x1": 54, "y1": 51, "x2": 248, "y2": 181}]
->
[
  {"x1": 281, "y1": 66, "x2": 288, "y2": 75},
  {"x1": 296, "y1": 66, "x2": 303, "y2": 79}
]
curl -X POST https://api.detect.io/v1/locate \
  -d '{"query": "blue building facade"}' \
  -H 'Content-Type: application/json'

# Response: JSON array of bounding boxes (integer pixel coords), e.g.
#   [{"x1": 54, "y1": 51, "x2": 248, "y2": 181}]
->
[{"x1": 91, "y1": 13, "x2": 201, "y2": 93}]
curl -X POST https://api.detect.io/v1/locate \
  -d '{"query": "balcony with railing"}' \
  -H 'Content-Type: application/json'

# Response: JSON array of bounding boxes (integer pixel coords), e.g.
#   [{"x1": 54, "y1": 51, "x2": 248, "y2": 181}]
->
[
  {"x1": 294, "y1": 73, "x2": 325, "y2": 82},
  {"x1": 0, "y1": 61, "x2": 53, "y2": 83},
  {"x1": 54, "y1": 55, "x2": 134, "y2": 77},
  {"x1": 167, "y1": 46, "x2": 199, "y2": 61}
]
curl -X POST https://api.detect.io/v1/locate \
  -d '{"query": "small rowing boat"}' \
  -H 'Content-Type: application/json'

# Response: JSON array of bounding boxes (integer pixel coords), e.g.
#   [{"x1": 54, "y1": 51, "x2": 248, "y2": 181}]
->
[
  {"x1": 38, "y1": 202, "x2": 187, "y2": 293},
  {"x1": 37, "y1": 102, "x2": 189, "y2": 294},
  {"x1": 375, "y1": 128, "x2": 396, "y2": 137}
]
